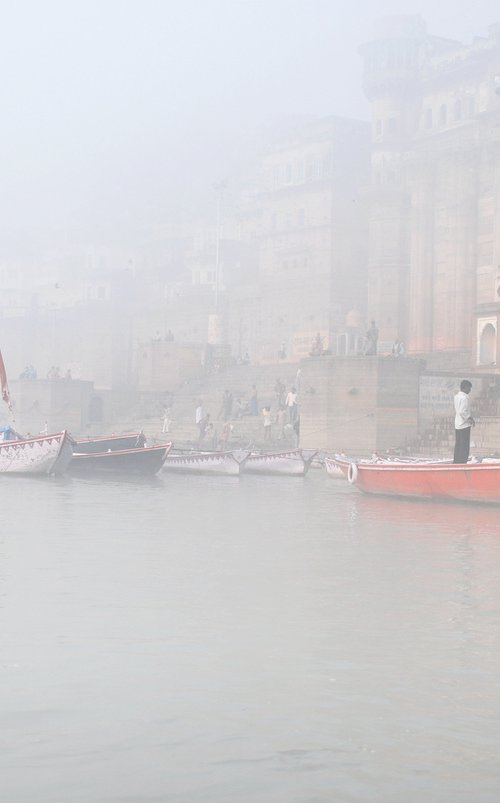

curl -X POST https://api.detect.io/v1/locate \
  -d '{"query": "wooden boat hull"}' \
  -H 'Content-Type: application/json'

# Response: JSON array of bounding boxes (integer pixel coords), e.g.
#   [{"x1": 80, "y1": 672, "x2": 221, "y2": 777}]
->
[
  {"x1": 243, "y1": 449, "x2": 317, "y2": 476},
  {"x1": 163, "y1": 450, "x2": 250, "y2": 475},
  {"x1": 73, "y1": 432, "x2": 146, "y2": 454},
  {"x1": 0, "y1": 431, "x2": 73, "y2": 475},
  {"x1": 69, "y1": 443, "x2": 170, "y2": 476},
  {"x1": 347, "y1": 460, "x2": 500, "y2": 504},
  {"x1": 324, "y1": 456, "x2": 346, "y2": 479},
  {"x1": 331, "y1": 454, "x2": 453, "y2": 479}
]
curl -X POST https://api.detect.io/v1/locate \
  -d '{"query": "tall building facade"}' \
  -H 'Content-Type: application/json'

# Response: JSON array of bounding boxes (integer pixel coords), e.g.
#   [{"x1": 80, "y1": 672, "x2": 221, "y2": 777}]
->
[
  {"x1": 361, "y1": 17, "x2": 500, "y2": 364},
  {"x1": 226, "y1": 117, "x2": 370, "y2": 362}
]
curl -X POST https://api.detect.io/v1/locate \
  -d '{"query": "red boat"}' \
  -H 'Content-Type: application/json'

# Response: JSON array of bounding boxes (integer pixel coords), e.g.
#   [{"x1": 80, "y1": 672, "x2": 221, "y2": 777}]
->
[
  {"x1": 346, "y1": 459, "x2": 500, "y2": 504},
  {"x1": 332, "y1": 453, "x2": 457, "y2": 482}
]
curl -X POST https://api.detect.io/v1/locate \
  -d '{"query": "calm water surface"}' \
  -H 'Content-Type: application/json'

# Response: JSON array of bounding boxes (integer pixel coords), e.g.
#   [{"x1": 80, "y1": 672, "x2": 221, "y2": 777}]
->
[{"x1": 1, "y1": 470, "x2": 500, "y2": 802}]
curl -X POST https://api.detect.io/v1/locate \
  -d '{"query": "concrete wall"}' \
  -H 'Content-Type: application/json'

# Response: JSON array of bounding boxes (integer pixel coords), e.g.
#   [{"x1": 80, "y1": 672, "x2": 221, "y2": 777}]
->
[
  {"x1": 135, "y1": 341, "x2": 204, "y2": 391},
  {"x1": 8, "y1": 379, "x2": 94, "y2": 436},
  {"x1": 300, "y1": 356, "x2": 421, "y2": 453}
]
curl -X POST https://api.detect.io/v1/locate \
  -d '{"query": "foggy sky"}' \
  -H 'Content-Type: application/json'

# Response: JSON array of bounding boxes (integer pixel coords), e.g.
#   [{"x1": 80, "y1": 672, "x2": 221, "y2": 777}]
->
[{"x1": 1, "y1": 0, "x2": 499, "y2": 247}]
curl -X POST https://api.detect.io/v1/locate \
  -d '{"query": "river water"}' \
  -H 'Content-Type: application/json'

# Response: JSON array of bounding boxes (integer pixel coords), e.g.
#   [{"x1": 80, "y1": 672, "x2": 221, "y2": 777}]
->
[{"x1": 2, "y1": 470, "x2": 500, "y2": 802}]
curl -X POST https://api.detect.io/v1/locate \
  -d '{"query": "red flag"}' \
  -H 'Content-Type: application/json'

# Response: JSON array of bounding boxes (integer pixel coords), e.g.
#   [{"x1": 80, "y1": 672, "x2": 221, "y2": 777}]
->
[{"x1": 0, "y1": 351, "x2": 12, "y2": 411}]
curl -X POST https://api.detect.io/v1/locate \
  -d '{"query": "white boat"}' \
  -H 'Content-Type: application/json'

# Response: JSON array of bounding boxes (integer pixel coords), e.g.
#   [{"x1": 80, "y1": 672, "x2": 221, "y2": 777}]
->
[
  {"x1": 324, "y1": 455, "x2": 346, "y2": 479},
  {"x1": 243, "y1": 449, "x2": 317, "y2": 476},
  {"x1": 0, "y1": 352, "x2": 73, "y2": 474},
  {"x1": 0, "y1": 430, "x2": 73, "y2": 475},
  {"x1": 163, "y1": 449, "x2": 250, "y2": 475}
]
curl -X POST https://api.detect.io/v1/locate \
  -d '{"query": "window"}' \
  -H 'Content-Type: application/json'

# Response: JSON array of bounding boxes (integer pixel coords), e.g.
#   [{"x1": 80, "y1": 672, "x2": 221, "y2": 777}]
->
[
  {"x1": 439, "y1": 104, "x2": 447, "y2": 125},
  {"x1": 425, "y1": 108, "x2": 433, "y2": 129},
  {"x1": 454, "y1": 99, "x2": 462, "y2": 120},
  {"x1": 387, "y1": 117, "x2": 398, "y2": 134}
]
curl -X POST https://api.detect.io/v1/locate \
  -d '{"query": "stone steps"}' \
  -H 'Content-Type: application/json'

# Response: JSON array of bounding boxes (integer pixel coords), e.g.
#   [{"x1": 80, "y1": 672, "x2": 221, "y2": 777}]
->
[{"x1": 124, "y1": 360, "x2": 303, "y2": 447}]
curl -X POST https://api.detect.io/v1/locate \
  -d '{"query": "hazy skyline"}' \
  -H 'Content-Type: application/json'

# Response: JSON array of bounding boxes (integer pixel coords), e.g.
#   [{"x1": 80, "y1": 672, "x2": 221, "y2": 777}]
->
[{"x1": 1, "y1": 0, "x2": 499, "y2": 246}]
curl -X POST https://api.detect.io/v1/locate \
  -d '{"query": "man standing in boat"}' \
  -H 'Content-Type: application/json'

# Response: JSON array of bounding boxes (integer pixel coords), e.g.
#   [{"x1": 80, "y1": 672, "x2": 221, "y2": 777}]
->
[{"x1": 454, "y1": 380, "x2": 475, "y2": 464}]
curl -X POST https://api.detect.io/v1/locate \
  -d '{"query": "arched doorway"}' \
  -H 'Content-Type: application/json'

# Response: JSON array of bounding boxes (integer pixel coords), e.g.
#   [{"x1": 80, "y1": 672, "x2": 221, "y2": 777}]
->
[{"x1": 479, "y1": 323, "x2": 496, "y2": 365}]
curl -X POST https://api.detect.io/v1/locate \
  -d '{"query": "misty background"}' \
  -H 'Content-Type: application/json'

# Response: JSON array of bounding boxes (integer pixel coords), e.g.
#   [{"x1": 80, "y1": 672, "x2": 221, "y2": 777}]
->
[{"x1": 1, "y1": 0, "x2": 498, "y2": 251}]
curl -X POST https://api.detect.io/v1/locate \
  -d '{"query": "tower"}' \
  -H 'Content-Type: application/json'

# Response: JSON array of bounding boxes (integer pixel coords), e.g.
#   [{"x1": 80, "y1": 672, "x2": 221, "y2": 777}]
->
[{"x1": 360, "y1": 16, "x2": 426, "y2": 349}]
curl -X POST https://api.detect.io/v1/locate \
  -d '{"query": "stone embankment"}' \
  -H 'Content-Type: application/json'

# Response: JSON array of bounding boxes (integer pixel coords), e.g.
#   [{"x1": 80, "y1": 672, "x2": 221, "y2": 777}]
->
[
  {"x1": 112, "y1": 361, "x2": 302, "y2": 450},
  {"x1": 95, "y1": 356, "x2": 500, "y2": 457}
]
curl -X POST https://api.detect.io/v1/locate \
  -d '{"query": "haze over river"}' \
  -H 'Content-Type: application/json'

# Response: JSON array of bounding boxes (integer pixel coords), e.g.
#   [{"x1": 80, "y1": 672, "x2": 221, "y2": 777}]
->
[{"x1": 2, "y1": 470, "x2": 500, "y2": 802}]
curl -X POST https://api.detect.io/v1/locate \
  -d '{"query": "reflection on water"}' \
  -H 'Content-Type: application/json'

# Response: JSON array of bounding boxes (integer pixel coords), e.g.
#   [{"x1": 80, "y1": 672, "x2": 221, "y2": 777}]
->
[
  {"x1": 355, "y1": 491, "x2": 500, "y2": 536},
  {"x1": 1, "y1": 473, "x2": 500, "y2": 802}
]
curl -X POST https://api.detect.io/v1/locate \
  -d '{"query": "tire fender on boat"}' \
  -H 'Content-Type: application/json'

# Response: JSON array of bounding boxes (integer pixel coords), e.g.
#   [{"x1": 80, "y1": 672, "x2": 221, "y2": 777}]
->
[{"x1": 347, "y1": 462, "x2": 358, "y2": 484}]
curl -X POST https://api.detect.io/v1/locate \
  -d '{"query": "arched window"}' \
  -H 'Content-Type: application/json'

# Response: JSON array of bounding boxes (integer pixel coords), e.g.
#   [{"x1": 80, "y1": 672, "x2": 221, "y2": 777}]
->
[
  {"x1": 439, "y1": 104, "x2": 447, "y2": 125},
  {"x1": 479, "y1": 323, "x2": 496, "y2": 365}
]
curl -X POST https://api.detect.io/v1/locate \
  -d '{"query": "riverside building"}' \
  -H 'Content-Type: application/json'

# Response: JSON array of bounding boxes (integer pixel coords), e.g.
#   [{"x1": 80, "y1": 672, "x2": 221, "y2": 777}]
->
[
  {"x1": 361, "y1": 16, "x2": 500, "y2": 366},
  {"x1": 225, "y1": 116, "x2": 370, "y2": 363}
]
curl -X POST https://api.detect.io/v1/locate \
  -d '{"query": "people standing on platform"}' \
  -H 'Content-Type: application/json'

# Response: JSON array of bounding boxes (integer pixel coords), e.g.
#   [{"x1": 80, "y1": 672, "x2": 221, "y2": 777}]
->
[
  {"x1": 285, "y1": 386, "x2": 298, "y2": 423},
  {"x1": 218, "y1": 389, "x2": 233, "y2": 422},
  {"x1": 161, "y1": 404, "x2": 172, "y2": 433},
  {"x1": 248, "y1": 385, "x2": 258, "y2": 416},
  {"x1": 274, "y1": 378, "x2": 286, "y2": 408},
  {"x1": 276, "y1": 405, "x2": 286, "y2": 440},
  {"x1": 262, "y1": 406, "x2": 272, "y2": 441},
  {"x1": 219, "y1": 421, "x2": 233, "y2": 450},
  {"x1": 392, "y1": 339, "x2": 405, "y2": 357},
  {"x1": 204, "y1": 416, "x2": 215, "y2": 447},
  {"x1": 310, "y1": 333, "x2": 324, "y2": 357},
  {"x1": 365, "y1": 321, "x2": 379, "y2": 355},
  {"x1": 453, "y1": 380, "x2": 475, "y2": 464},
  {"x1": 195, "y1": 400, "x2": 206, "y2": 439}
]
